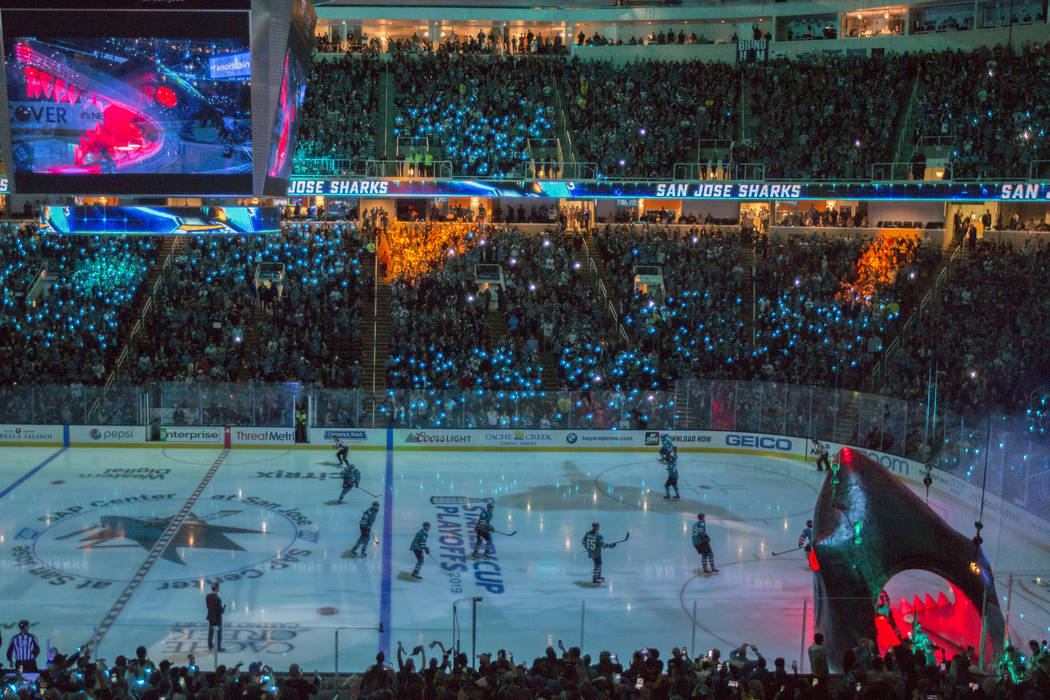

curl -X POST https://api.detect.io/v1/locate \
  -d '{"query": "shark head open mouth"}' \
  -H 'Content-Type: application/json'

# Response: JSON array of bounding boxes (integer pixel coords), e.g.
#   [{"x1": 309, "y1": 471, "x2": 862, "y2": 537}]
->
[
  {"x1": 811, "y1": 447, "x2": 1005, "y2": 671},
  {"x1": 13, "y1": 39, "x2": 167, "y2": 174}
]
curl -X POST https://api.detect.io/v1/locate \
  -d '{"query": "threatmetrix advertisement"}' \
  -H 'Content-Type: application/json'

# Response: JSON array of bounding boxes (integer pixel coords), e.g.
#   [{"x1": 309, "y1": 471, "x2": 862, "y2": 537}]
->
[{"x1": 1, "y1": 4, "x2": 252, "y2": 195}]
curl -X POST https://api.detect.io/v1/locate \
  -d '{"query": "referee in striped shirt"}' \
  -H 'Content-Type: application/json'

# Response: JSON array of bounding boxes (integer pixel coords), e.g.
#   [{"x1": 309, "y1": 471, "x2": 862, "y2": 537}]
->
[{"x1": 6, "y1": 620, "x2": 40, "y2": 672}]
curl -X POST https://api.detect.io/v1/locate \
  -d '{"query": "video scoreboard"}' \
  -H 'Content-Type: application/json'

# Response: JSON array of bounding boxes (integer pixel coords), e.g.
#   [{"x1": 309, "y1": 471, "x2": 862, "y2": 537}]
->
[{"x1": 0, "y1": 0, "x2": 314, "y2": 197}]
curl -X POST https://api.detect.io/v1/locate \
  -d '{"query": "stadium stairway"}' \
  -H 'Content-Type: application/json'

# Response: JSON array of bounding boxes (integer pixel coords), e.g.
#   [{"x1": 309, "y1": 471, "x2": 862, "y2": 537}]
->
[
  {"x1": 579, "y1": 232, "x2": 624, "y2": 336},
  {"x1": 376, "y1": 66, "x2": 395, "y2": 159},
  {"x1": 832, "y1": 391, "x2": 862, "y2": 444},
  {"x1": 739, "y1": 245, "x2": 757, "y2": 346},
  {"x1": 891, "y1": 74, "x2": 922, "y2": 168},
  {"x1": 486, "y1": 305, "x2": 508, "y2": 345},
  {"x1": 105, "y1": 235, "x2": 183, "y2": 385},
  {"x1": 740, "y1": 72, "x2": 753, "y2": 143},
  {"x1": 360, "y1": 279, "x2": 391, "y2": 394},
  {"x1": 238, "y1": 305, "x2": 269, "y2": 380},
  {"x1": 538, "y1": 347, "x2": 559, "y2": 391}
]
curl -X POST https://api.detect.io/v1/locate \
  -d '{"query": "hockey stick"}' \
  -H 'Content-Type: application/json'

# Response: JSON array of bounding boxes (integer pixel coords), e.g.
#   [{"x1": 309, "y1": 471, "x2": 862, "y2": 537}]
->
[
  {"x1": 426, "y1": 551, "x2": 455, "y2": 577},
  {"x1": 359, "y1": 487, "x2": 379, "y2": 498},
  {"x1": 771, "y1": 545, "x2": 804, "y2": 556},
  {"x1": 609, "y1": 532, "x2": 630, "y2": 545},
  {"x1": 493, "y1": 528, "x2": 517, "y2": 536}
]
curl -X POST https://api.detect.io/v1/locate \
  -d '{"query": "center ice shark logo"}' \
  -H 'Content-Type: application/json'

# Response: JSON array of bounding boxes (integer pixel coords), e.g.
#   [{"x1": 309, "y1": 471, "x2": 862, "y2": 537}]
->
[
  {"x1": 73, "y1": 510, "x2": 265, "y2": 565},
  {"x1": 24, "y1": 495, "x2": 314, "y2": 586}
]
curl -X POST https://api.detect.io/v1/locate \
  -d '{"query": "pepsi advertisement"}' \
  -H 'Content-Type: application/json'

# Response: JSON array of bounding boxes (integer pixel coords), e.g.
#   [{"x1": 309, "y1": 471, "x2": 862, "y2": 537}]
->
[{"x1": 2, "y1": 8, "x2": 252, "y2": 195}]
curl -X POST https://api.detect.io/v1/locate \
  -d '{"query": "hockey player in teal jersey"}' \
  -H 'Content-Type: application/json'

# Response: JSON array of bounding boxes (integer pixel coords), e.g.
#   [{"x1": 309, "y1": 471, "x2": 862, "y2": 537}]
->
[
  {"x1": 582, "y1": 521, "x2": 616, "y2": 584},
  {"x1": 658, "y1": 433, "x2": 677, "y2": 465},
  {"x1": 350, "y1": 501, "x2": 379, "y2": 556},
  {"x1": 410, "y1": 521, "x2": 431, "y2": 579},
  {"x1": 691, "y1": 513, "x2": 718, "y2": 573},
  {"x1": 472, "y1": 502, "x2": 495, "y2": 558},
  {"x1": 663, "y1": 453, "x2": 680, "y2": 499},
  {"x1": 337, "y1": 464, "x2": 361, "y2": 503}
]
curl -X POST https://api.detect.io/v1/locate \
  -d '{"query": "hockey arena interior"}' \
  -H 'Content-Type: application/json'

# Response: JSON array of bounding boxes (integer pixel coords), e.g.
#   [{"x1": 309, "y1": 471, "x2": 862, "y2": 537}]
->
[{"x1": 0, "y1": 0, "x2": 1050, "y2": 697}]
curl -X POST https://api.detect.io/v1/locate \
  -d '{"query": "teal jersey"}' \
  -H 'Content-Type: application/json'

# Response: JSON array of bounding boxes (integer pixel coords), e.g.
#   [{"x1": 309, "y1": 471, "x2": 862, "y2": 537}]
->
[
  {"x1": 341, "y1": 466, "x2": 360, "y2": 486},
  {"x1": 476, "y1": 509, "x2": 494, "y2": 532},
  {"x1": 666, "y1": 462, "x2": 678, "y2": 479},
  {"x1": 582, "y1": 530, "x2": 604, "y2": 559},
  {"x1": 410, "y1": 528, "x2": 429, "y2": 552},
  {"x1": 360, "y1": 507, "x2": 378, "y2": 530},
  {"x1": 691, "y1": 521, "x2": 708, "y2": 546}
]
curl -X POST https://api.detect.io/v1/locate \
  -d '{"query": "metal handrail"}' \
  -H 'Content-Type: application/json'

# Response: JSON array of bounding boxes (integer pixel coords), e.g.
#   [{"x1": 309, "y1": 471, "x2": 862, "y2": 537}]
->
[
  {"x1": 1029, "y1": 160, "x2": 1050, "y2": 180},
  {"x1": 364, "y1": 158, "x2": 453, "y2": 179},
  {"x1": 293, "y1": 157, "x2": 364, "y2": 176}
]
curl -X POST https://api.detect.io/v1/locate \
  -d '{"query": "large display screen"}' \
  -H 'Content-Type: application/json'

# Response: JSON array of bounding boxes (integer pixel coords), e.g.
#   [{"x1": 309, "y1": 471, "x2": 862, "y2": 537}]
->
[
  {"x1": 42, "y1": 205, "x2": 280, "y2": 234},
  {"x1": 2, "y1": 9, "x2": 252, "y2": 195},
  {"x1": 263, "y1": 28, "x2": 310, "y2": 195}
]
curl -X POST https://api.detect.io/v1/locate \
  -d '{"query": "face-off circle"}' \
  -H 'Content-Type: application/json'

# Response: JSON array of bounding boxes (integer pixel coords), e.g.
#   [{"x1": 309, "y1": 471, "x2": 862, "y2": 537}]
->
[{"x1": 32, "y1": 495, "x2": 303, "y2": 584}]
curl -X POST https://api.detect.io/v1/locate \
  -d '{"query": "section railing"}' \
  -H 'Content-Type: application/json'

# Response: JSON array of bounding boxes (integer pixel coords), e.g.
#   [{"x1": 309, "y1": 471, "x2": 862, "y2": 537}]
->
[{"x1": 292, "y1": 157, "x2": 365, "y2": 177}]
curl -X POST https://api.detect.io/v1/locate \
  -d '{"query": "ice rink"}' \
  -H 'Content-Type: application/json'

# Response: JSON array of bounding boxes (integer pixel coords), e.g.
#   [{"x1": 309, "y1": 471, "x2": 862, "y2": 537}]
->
[{"x1": 1, "y1": 444, "x2": 1047, "y2": 673}]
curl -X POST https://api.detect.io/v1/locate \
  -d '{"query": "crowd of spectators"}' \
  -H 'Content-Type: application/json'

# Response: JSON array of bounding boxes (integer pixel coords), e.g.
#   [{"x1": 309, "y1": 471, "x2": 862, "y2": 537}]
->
[
  {"x1": 293, "y1": 43, "x2": 1050, "y2": 181},
  {"x1": 882, "y1": 238, "x2": 1050, "y2": 416},
  {"x1": 4, "y1": 632, "x2": 1047, "y2": 700},
  {"x1": 0, "y1": 222, "x2": 154, "y2": 385},
  {"x1": 124, "y1": 223, "x2": 369, "y2": 388},
  {"x1": 913, "y1": 44, "x2": 1050, "y2": 179},
  {"x1": 385, "y1": 223, "x2": 544, "y2": 392},
  {"x1": 595, "y1": 224, "x2": 748, "y2": 388},
  {"x1": 295, "y1": 55, "x2": 379, "y2": 170},
  {"x1": 564, "y1": 58, "x2": 737, "y2": 178},
  {"x1": 0, "y1": 641, "x2": 322, "y2": 700},
  {"x1": 575, "y1": 29, "x2": 725, "y2": 46},
  {"x1": 391, "y1": 54, "x2": 559, "y2": 177},
  {"x1": 316, "y1": 29, "x2": 568, "y2": 56},
  {"x1": 742, "y1": 54, "x2": 913, "y2": 179},
  {"x1": 751, "y1": 233, "x2": 938, "y2": 389}
]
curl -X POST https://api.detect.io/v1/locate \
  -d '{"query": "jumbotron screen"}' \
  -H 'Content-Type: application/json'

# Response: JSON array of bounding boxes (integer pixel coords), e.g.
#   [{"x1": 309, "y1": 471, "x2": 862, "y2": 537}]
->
[
  {"x1": 264, "y1": 26, "x2": 310, "y2": 194},
  {"x1": 1, "y1": 5, "x2": 253, "y2": 195}
]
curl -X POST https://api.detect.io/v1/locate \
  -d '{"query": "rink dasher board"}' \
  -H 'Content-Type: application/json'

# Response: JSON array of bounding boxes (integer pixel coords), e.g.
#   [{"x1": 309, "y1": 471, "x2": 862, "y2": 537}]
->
[{"x1": 2, "y1": 424, "x2": 1048, "y2": 542}]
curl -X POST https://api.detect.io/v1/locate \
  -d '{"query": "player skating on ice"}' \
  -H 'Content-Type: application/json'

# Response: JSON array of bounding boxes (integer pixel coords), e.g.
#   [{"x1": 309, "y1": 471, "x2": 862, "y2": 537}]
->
[
  {"x1": 410, "y1": 521, "x2": 431, "y2": 579},
  {"x1": 692, "y1": 513, "x2": 718, "y2": 573},
  {"x1": 334, "y1": 437, "x2": 350, "y2": 466},
  {"x1": 658, "y1": 433, "x2": 677, "y2": 465},
  {"x1": 582, "y1": 521, "x2": 616, "y2": 584},
  {"x1": 811, "y1": 438, "x2": 830, "y2": 472},
  {"x1": 337, "y1": 463, "x2": 360, "y2": 503},
  {"x1": 472, "y1": 502, "x2": 495, "y2": 559},
  {"x1": 663, "y1": 451, "x2": 680, "y2": 499},
  {"x1": 351, "y1": 501, "x2": 379, "y2": 556},
  {"x1": 799, "y1": 520, "x2": 813, "y2": 552}
]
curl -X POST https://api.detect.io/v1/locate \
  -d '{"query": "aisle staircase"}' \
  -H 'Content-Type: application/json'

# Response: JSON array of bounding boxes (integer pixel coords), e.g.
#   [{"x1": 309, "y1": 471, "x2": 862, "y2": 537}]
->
[
  {"x1": 891, "y1": 75, "x2": 922, "y2": 168},
  {"x1": 739, "y1": 246, "x2": 757, "y2": 345},
  {"x1": 486, "y1": 306, "x2": 507, "y2": 345},
  {"x1": 739, "y1": 71, "x2": 754, "y2": 143},
  {"x1": 105, "y1": 235, "x2": 183, "y2": 386},
  {"x1": 238, "y1": 306, "x2": 270, "y2": 380},
  {"x1": 376, "y1": 66, "x2": 395, "y2": 159},
  {"x1": 361, "y1": 279, "x2": 392, "y2": 394}
]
